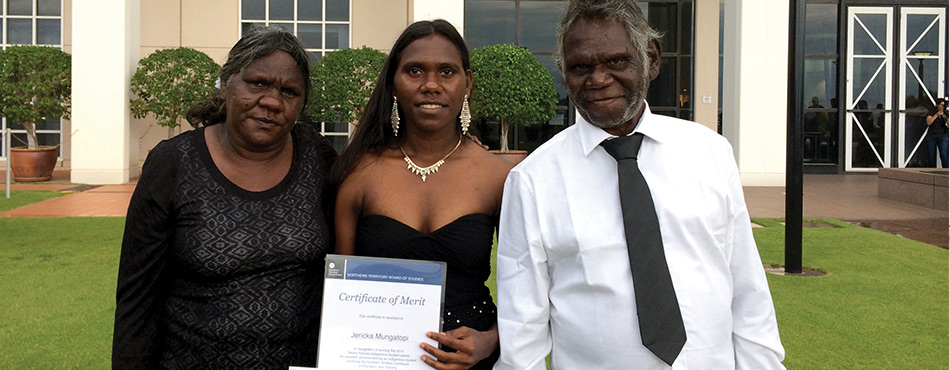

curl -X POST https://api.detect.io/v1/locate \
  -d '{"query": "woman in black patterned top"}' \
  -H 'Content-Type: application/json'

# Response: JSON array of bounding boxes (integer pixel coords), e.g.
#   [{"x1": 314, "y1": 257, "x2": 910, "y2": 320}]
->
[{"x1": 112, "y1": 26, "x2": 336, "y2": 370}]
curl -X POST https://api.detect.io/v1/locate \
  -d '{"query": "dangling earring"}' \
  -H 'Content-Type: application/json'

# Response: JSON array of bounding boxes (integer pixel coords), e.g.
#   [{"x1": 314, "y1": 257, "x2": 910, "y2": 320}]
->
[
  {"x1": 460, "y1": 94, "x2": 471, "y2": 136},
  {"x1": 391, "y1": 96, "x2": 400, "y2": 136}
]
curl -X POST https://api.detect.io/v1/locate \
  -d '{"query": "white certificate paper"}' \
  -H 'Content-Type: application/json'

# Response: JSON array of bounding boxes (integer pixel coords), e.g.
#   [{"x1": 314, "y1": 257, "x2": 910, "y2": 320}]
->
[{"x1": 317, "y1": 254, "x2": 446, "y2": 370}]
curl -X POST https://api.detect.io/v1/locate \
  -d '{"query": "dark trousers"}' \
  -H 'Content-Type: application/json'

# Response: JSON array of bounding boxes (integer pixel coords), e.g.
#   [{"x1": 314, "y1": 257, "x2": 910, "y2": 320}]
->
[{"x1": 925, "y1": 135, "x2": 949, "y2": 168}]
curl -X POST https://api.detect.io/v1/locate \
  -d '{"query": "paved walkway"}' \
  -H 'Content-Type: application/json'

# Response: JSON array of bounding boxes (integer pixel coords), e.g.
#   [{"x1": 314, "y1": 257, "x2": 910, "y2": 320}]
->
[
  {"x1": 744, "y1": 174, "x2": 948, "y2": 248},
  {"x1": 744, "y1": 173, "x2": 946, "y2": 220},
  {"x1": 2, "y1": 173, "x2": 947, "y2": 247},
  {"x1": 1, "y1": 183, "x2": 135, "y2": 217}
]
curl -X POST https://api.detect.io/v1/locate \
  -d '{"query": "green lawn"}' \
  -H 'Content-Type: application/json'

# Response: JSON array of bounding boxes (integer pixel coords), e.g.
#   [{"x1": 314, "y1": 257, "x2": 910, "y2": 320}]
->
[
  {"x1": 0, "y1": 217, "x2": 124, "y2": 368},
  {"x1": 0, "y1": 216, "x2": 946, "y2": 369},
  {"x1": 753, "y1": 218, "x2": 948, "y2": 369},
  {"x1": 0, "y1": 190, "x2": 64, "y2": 213}
]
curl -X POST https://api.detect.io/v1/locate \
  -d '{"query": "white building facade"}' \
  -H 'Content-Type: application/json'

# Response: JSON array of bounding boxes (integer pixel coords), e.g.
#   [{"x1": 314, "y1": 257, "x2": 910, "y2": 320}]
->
[{"x1": 0, "y1": 0, "x2": 946, "y2": 185}]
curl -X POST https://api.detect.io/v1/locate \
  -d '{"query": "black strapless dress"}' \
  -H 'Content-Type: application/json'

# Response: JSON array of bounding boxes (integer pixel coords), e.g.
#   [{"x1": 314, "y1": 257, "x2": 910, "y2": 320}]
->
[{"x1": 356, "y1": 213, "x2": 500, "y2": 369}]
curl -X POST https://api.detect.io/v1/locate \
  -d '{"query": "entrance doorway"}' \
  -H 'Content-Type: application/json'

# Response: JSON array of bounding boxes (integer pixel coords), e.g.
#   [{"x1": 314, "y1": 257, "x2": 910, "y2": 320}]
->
[{"x1": 846, "y1": 6, "x2": 947, "y2": 171}]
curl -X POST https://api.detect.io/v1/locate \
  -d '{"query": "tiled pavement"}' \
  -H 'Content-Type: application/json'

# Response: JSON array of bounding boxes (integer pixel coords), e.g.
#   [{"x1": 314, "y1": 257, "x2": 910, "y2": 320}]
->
[
  {"x1": 0, "y1": 183, "x2": 135, "y2": 217},
  {"x1": 743, "y1": 173, "x2": 946, "y2": 221},
  {"x1": 743, "y1": 174, "x2": 948, "y2": 248},
  {"x1": 2, "y1": 172, "x2": 947, "y2": 247}
]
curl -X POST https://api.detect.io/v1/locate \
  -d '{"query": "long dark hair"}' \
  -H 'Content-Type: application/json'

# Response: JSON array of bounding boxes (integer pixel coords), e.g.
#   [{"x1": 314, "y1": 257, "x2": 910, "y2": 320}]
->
[
  {"x1": 328, "y1": 19, "x2": 471, "y2": 186},
  {"x1": 186, "y1": 26, "x2": 311, "y2": 128}
]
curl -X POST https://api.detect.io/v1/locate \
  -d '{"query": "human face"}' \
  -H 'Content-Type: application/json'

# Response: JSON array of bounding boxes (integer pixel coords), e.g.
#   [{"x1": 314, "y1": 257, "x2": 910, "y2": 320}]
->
[
  {"x1": 393, "y1": 34, "x2": 473, "y2": 135},
  {"x1": 222, "y1": 50, "x2": 305, "y2": 151},
  {"x1": 563, "y1": 18, "x2": 659, "y2": 136}
]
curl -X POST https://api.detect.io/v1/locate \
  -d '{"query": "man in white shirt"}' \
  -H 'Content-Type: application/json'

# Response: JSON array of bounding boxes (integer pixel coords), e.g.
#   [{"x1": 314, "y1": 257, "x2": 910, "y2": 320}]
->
[{"x1": 494, "y1": 0, "x2": 785, "y2": 369}]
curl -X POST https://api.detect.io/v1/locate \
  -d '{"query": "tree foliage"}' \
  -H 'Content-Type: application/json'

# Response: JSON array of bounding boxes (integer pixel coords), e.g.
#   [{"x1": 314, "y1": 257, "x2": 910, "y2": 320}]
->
[
  {"x1": 306, "y1": 46, "x2": 386, "y2": 124},
  {"x1": 470, "y1": 44, "x2": 557, "y2": 151},
  {"x1": 130, "y1": 47, "x2": 218, "y2": 136},
  {"x1": 0, "y1": 46, "x2": 71, "y2": 149}
]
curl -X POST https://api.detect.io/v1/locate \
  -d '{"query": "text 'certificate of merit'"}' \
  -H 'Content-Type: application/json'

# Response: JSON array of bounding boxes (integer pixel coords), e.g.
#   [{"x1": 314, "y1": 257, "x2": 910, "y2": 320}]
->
[{"x1": 317, "y1": 254, "x2": 446, "y2": 370}]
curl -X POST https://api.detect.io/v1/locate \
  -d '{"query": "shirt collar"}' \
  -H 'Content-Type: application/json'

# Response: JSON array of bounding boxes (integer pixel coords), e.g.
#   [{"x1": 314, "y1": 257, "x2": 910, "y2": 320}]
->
[{"x1": 577, "y1": 102, "x2": 671, "y2": 156}]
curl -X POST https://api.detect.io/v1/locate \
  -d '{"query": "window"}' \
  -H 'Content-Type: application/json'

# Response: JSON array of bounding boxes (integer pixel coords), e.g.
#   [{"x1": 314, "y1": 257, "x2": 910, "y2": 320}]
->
[
  {"x1": 465, "y1": 0, "x2": 570, "y2": 152},
  {"x1": 802, "y1": 1, "x2": 839, "y2": 166},
  {"x1": 1, "y1": 0, "x2": 64, "y2": 160},
  {"x1": 465, "y1": 0, "x2": 695, "y2": 151},
  {"x1": 642, "y1": 0, "x2": 694, "y2": 121},
  {"x1": 240, "y1": 0, "x2": 350, "y2": 64},
  {"x1": 240, "y1": 0, "x2": 352, "y2": 151}
]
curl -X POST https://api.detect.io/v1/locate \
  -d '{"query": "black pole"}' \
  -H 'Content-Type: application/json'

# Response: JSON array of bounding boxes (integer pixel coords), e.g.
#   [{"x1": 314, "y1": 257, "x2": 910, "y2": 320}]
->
[{"x1": 785, "y1": 0, "x2": 805, "y2": 274}]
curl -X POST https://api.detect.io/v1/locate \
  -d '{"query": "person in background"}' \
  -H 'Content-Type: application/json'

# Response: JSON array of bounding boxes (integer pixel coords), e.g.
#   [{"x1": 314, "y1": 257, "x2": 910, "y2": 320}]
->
[
  {"x1": 331, "y1": 20, "x2": 510, "y2": 370},
  {"x1": 112, "y1": 26, "x2": 336, "y2": 369},
  {"x1": 494, "y1": 0, "x2": 785, "y2": 369},
  {"x1": 924, "y1": 97, "x2": 948, "y2": 168}
]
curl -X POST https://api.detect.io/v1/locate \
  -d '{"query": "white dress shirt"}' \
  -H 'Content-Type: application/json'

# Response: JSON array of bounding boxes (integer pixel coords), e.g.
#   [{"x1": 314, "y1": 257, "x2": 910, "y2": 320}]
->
[{"x1": 494, "y1": 105, "x2": 785, "y2": 370}]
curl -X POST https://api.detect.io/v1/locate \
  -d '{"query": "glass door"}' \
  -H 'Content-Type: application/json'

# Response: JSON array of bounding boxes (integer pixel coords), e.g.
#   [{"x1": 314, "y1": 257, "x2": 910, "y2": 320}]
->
[
  {"x1": 898, "y1": 7, "x2": 946, "y2": 168},
  {"x1": 846, "y1": 7, "x2": 893, "y2": 171}
]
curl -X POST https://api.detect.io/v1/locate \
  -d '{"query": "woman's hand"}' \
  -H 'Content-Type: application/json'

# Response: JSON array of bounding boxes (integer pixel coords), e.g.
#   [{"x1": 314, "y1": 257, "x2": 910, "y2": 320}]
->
[
  {"x1": 927, "y1": 111, "x2": 941, "y2": 125},
  {"x1": 465, "y1": 133, "x2": 490, "y2": 151},
  {"x1": 420, "y1": 325, "x2": 498, "y2": 369}
]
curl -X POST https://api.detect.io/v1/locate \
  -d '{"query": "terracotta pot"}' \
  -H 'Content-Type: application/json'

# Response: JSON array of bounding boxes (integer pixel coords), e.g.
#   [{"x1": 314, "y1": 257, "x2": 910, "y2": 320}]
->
[
  {"x1": 10, "y1": 145, "x2": 59, "y2": 182},
  {"x1": 490, "y1": 149, "x2": 528, "y2": 166}
]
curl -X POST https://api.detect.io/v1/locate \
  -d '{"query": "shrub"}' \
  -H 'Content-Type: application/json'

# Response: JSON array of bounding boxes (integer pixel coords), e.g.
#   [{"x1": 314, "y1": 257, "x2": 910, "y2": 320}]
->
[
  {"x1": 470, "y1": 44, "x2": 557, "y2": 151},
  {"x1": 306, "y1": 46, "x2": 387, "y2": 126},
  {"x1": 130, "y1": 47, "x2": 219, "y2": 138},
  {"x1": 0, "y1": 46, "x2": 71, "y2": 149}
]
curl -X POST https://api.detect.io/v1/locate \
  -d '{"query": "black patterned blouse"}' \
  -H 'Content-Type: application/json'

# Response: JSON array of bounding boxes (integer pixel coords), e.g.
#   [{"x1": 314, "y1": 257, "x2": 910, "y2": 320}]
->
[{"x1": 113, "y1": 124, "x2": 336, "y2": 370}]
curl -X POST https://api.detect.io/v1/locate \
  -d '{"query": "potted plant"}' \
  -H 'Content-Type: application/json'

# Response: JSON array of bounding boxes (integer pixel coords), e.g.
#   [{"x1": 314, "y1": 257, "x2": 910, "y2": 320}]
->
[
  {"x1": 130, "y1": 47, "x2": 219, "y2": 138},
  {"x1": 306, "y1": 46, "x2": 386, "y2": 130},
  {"x1": 0, "y1": 45, "x2": 71, "y2": 182},
  {"x1": 470, "y1": 44, "x2": 557, "y2": 163}
]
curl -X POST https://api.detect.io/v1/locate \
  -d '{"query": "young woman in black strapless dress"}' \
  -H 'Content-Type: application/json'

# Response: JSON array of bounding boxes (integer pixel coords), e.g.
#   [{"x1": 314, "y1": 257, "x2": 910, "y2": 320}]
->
[{"x1": 329, "y1": 20, "x2": 512, "y2": 370}]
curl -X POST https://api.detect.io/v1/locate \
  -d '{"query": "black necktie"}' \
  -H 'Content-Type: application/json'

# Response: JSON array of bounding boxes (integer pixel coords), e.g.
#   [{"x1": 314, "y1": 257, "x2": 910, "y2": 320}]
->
[{"x1": 601, "y1": 133, "x2": 686, "y2": 365}]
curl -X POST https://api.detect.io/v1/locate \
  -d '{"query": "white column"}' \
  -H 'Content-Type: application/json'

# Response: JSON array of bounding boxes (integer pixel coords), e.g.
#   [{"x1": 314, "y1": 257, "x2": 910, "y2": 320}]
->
[
  {"x1": 693, "y1": 0, "x2": 720, "y2": 132},
  {"x1": 722, "y1": 0, "x2": 789, "y2": 186},
  {"x1": 410, "y1": 0, "x2": 464, "y2": 35},
  {"x1": 70, "y1": 0, "x2": 140, "y2": 184}
]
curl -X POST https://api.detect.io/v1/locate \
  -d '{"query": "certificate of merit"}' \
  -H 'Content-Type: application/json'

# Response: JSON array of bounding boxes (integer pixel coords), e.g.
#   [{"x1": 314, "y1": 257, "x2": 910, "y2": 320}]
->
[{"x1": 317, "y1": 254, "x2": 446, "y2": 370}]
